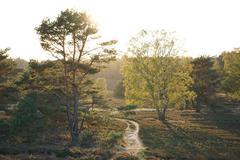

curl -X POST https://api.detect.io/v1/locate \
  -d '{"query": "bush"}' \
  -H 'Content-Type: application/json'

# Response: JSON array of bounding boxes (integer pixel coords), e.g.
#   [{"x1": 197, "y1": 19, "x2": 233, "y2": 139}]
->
[
  {"x1": 117, "y1": 104, "x2": 137, "y2": 111},
  {"x1": 10, "y1": 91, "x2": 44, "y2": 143},
  {"x1": 105, "y1": 131, "x2": 123, "y2": 147},
  {"x1": 79, "y1": 130, "x2": 96, "y2": 148},
  {"x1": 0, "y1": 120, "x2": 10, "y2": 142}
]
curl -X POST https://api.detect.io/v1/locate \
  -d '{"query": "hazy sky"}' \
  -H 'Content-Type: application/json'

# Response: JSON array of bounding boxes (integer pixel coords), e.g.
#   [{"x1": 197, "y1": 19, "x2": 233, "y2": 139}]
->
[{"x1": 0, "y1": 0, "x2": 240, "y2": 60}]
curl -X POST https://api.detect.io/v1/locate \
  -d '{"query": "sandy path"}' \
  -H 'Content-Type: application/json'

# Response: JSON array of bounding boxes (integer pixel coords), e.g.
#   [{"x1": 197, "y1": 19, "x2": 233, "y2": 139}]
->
[{"x1": 113, "y1": 118, "x2": 145, "y2": 158}]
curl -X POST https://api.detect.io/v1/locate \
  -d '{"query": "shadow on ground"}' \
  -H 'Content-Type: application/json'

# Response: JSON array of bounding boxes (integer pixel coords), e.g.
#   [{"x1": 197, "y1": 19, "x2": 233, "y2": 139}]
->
[{"x1": 136, "y1": 108, "x2": 240, "y2": 160}]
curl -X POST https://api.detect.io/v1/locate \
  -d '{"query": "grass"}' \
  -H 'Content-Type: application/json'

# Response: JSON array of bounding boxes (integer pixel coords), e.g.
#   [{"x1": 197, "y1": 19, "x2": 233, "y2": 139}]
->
[
  {"x1": 132, "y1": 109, "x2": 240, "y2": 160},
  {"x1": 0, "y1": 110, "x2": 127, "y2": 159},
  {"x1": 2, "y1": 95, "x2": 240, "y2": 159}
]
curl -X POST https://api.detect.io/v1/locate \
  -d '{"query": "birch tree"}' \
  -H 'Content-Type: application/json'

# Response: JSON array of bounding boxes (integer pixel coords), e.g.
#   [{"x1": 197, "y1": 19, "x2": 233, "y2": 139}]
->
[{"x1": 123, "y1": 30, "x2": 195, "y2": 121}]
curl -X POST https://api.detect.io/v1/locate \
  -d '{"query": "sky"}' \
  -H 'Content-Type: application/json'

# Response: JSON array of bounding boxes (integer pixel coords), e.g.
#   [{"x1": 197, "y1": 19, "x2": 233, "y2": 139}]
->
[{"x1": 0, "y1": 0, "x2": 240, "y2": 60}]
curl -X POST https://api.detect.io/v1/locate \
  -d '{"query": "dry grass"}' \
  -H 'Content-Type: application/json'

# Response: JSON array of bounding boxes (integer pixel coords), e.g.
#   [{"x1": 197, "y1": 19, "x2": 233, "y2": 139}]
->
[
  {"x1": 0, "y1": 110, "x2": 127, "y2": 159},
  {"x1": 132, "y1": 109, "x2": 240, "y2": 160}
]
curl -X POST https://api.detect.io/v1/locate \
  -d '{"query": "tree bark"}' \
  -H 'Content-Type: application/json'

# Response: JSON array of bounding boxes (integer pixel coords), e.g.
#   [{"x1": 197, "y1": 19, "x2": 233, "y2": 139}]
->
[
  {"x1": 156, "y1": 106, "x2": 161, "y2": 120},
  {"x1": 71, "y1": 33, "x2": 80, "y2": 145},
  {"x1": 156, "y1": 105, "x2": 166, "y2": 121},
  {"x1": 63, "y1": 47, "x2": 71, "y2": 130},
  {"x1": 157, "y1": 107, "x2": 166, "y2": 121},
  {"x1": 71, "y1": 82, "x2": 79, "y2": 145},
  {"x1": 64, "y1": 62, "x2": 71, "y2": 129},
  {"x1": 156, "y1": 104, "x2": 167, "y2": 121}
]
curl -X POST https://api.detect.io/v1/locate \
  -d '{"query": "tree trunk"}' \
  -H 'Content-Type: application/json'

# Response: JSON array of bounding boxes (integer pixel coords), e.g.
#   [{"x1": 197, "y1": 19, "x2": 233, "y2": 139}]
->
[
  {"x1": 71, "y1": 84, "x2": 79, "y2": 145},
  {"x1": 71, "y1": 62, "x2": 79, "y2": 144},
  {"x1": 156, "y1": 106, "x2": 166, "y2": 121},
  {"x1": 156, "y1": 106, "x2": 161, "y2": 120},
  {"x1": 71, "y1": 131, "x2": 78, "y2": 145},
  {"x1": 66, "y1": 96, "x2": 71, "y2": 128},
  {"x1": 64, "y1": 66, "x2": 71, "y2": 129},
  {"x1": 71, "y1": 35, "x2": 79, "y2": 145},
  {"x1": 158, "y1": 107, "x2": 167, "y2": 121},
  {"x1": 63, "y1": 59, "x2": 71, "y2": 129}
]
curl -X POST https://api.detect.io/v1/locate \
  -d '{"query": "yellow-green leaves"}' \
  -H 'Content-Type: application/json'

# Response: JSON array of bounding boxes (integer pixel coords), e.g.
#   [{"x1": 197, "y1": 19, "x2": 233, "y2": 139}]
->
[
  {"x1": 222, "y1": 49, "x2": 240, "y2": 99},
  {"x1": 123, "y1": 30, "x2": 195, "y2": 109}
]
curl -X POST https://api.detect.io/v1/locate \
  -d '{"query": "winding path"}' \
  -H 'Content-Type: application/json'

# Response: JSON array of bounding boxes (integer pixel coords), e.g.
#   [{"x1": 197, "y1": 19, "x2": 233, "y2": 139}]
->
[{"x1": 113, "y1": 118, "x2": 145, "y2": 158}]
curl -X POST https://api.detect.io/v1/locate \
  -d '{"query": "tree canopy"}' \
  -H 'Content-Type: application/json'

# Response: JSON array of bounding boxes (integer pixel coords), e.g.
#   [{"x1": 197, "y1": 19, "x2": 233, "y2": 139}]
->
[
  {"x1": 191, "y1": 56, "x2": 220, "y2": 111},
  {"x1": 123, "y1": 30, "x2": 195, "y2": 120},
  {"x1": 36, "y1": 9, "x2": 117, "y2": 144},
  {"x1": 221, "y1": 49, "x2": 240, "y2": 99}
]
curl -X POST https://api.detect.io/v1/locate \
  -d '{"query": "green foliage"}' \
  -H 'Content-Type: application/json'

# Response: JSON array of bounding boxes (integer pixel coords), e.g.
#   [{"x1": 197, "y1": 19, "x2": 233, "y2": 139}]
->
[
  {"x1": 94, "y1": 78, "x2": 108, "y2": 98},
  {"x1": 36, "y1": 9, "x2": 117, "y2": 143},
  {"x1": 79, "y1": 78, "x2": 109, "y2": 110},
  {"x1": 105, "y1": 131, "x2": 123, "y2": 147},
  {"x1": 0, "y1": 86, "x2": 19, "y2": 106},
  {"x1": 0, "y1": 48, "x2": 13, "y2": 76},
  {"x1": 168, "y1": 58, "x2": 196, "y2": 109},
  {"x1": 221, "y1": 49, "x2": 240, "y2": 99},
  {"x1": 0, "y1": 48, "x2": 20, "y2": 106},
  {"x1": 91, "y1": 78, "x2": 109, "y2": 108},
  {"x1": 36, "y1": 9, "x2": 116, "y2": 66},
  {"x1": 79, "y1": 130, "x2": 96, "y2": 148},
  {"x1": 93, "y1": 60, "x2": 123, "y2": 90},
  {"x1": 10, "y1": 60, "x2": 69, "y2": 136},
  {"x1": 15, "y1": 60, "x2": 60, "y2": 93},
  {"x1": 123, "y1": 30, "x2": 195, "y2": 115},
  {"x1": 117, "y1": 104, "x2": 137, "y2": 111},
  {"x1": 191, "y1": 56, "x2": 220, "y2": 110},
  {"x1": 0, "y1": 120, "x2": 11, "y2": 141},
  {"x1": 14, "y1": 60, "x2": 65, "y2": 125},
  {"x1": 10, "y1": 91, "x2": 44, "y2": 143},
  {"x1": 55, "y1": 149, "x2": 72, "y2": 158}
]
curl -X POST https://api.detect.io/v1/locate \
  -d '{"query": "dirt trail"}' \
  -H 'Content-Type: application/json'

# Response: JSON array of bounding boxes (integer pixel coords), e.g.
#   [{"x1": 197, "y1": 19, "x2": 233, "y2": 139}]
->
[{"x1": 113, "y1": 119, "x2": 145, "y2": 158}]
